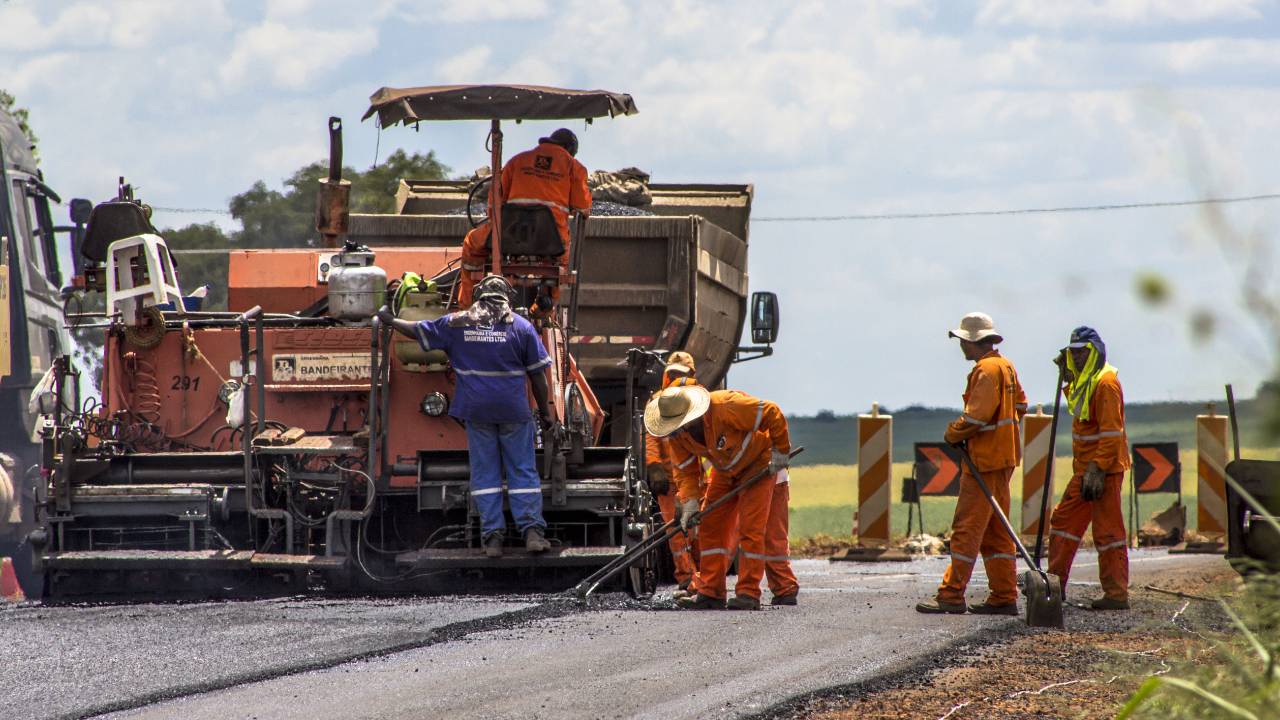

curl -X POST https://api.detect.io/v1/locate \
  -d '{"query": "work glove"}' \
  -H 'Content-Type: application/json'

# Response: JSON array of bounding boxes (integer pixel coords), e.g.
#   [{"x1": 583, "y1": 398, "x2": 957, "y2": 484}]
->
[
  {"x1": 678, "y1": 498, "x2": 701, "y2": 531},
  {"x1": 1081, "y1": 461, "x2": 1106, "y2": 501},
  {"x1": 768, "y1": 449, "x2": 791, "y2": 474},
  {"x1": 646, "y1": 463, "x2": 670, "y2": 496}
]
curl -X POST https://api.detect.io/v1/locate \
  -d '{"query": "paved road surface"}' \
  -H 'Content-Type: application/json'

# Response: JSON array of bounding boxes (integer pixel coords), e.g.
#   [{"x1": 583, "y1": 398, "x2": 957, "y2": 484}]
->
[{"x1": 0, "y1": 550, "x2": 1226, "y2": 720}]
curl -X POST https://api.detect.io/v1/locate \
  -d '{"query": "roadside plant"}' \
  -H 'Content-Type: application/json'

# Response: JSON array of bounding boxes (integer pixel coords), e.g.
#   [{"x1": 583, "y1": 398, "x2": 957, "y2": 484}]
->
[{"x1": 1117, "y1": 484, "x2": 1280, "y2": 719}]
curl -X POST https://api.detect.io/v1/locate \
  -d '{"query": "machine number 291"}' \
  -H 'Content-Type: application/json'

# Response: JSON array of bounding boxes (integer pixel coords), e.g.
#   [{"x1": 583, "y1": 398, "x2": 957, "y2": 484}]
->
[{"x1": 170, "y1": 375, "x2": 201, "y2": 391}]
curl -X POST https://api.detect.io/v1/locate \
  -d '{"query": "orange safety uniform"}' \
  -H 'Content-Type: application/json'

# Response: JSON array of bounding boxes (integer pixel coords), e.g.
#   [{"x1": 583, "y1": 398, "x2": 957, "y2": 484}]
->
[
  {"x1": 1048, "y1": 369, "x2": 1130, "y2": 601},
  {"x1": 457, "y1": 143, "x2": 590, "y2": 307},
  {"x1": 646, "y1": 374, "x2": 701, "y2": 587},
  {"x1": 937, "y1": 350, "x2": 1028, "y2": 607},
  {"x1": 668, "y1": 390, "x2": 798, "y2": 602}
]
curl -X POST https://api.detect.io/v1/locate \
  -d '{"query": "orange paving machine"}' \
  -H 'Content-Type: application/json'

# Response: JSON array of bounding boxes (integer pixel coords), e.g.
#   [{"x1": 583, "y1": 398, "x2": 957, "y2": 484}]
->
[{"x1": 32, "y1": 86, "x2": 779, "y2": 598}]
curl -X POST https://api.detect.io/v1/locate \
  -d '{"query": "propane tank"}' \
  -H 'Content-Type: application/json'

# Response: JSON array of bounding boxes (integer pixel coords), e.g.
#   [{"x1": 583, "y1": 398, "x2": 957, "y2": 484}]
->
[
  {"x1": 327, "y1": 248, "x2": 386, "y2": 321},
  {"x1": 394, "y1": 289, "x2": 449, "y2": 370}
]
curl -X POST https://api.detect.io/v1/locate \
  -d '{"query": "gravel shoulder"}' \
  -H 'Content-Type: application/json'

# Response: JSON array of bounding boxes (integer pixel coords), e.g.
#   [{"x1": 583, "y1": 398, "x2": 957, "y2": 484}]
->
[{"x1": 771, "y1": 557, "x2": 1239, "y2": 720}]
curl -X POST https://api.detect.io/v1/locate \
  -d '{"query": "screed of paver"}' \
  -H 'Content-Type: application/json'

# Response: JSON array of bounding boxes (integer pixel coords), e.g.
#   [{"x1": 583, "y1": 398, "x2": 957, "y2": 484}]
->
[{"x1": 0, "y1": 597, "x2": 534, "y2": 720}]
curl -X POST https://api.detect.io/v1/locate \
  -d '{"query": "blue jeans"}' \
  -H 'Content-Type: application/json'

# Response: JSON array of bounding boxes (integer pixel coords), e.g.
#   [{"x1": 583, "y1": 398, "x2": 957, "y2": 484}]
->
[{"x1": 465, "y1": 420, "x2": 546, "y2": 537}]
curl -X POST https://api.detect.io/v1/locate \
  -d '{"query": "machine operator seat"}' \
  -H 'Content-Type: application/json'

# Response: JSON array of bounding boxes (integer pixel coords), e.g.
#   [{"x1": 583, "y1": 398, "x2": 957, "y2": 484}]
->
[
  {"x1": 81, "y1": 201, "x2": 158, "y2": 265},
  {"x1": 498, "y1": 203, "x2": 565, "y2": 258}
]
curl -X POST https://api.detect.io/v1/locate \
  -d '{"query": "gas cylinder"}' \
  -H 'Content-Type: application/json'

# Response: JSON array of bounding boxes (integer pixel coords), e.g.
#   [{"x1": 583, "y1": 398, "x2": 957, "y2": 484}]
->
[
  {"x1": 394, "y1": 290, "x2": 449, "y2": 370},
  {"x1": 327, "y1": 249, "x2": 386, "y2": 321}
]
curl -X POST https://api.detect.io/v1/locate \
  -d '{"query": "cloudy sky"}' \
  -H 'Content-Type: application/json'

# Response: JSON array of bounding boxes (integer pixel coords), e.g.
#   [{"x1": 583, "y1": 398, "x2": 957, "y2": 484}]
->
[{"x1": 3, "y1": 0, "x2": 1279, "y2": 414}]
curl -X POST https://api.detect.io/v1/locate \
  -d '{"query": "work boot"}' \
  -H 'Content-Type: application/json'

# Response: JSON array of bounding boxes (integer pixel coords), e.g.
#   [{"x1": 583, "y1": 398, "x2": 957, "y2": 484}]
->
[
  {"x1": 483, "y1": 533, "x2": 504, "y2": 558},
  {"x1": 1090, "y1": 596, "x2": 1130, "y2": 610},
  {"x1": 672, "y1": 587, "x2": 693, "y2": 601},
  {"x1": 524, "y1": 526, "x2": 551, "y2": 553},
  {"x1": 968, "y1": 601, "x2": 1019, "y2": 616},
  {"x1": 675, "y1": 593, "x2": 726, "y2": 610},
  {"x1": 727, "y1": 595, "x2": 761, "y2": 611},
  {"x1": 770, "y1": 592, "x2": 798, "y2": 606},
  {"x1": 915, "y1": 599, "x2": 967, "y2": 615}
]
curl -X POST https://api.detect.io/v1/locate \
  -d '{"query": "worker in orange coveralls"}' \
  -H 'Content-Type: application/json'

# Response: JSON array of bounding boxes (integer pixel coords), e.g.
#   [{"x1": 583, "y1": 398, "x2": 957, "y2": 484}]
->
[
  {"x1": 917, "y1": 312, "x2": 1028, "y2": 616},
  {"x1": 1047, "y1": 326, "x2": 1131, "y2": 610},
  {"x1": 457, "y1": 128, "x2": 591, "y2": 306},
  {"x1": 645, "y1": 352, "x2": 701, "y2": 593},
  {"x1": 646, "y1": 384, "x2": 799, "y2": 610}
]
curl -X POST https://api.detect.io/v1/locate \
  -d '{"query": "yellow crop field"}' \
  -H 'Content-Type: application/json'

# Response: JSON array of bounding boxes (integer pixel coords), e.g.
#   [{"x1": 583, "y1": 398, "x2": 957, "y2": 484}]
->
[{"x1": 786, "y1": 447, "x2": 1279, "y2": 539}]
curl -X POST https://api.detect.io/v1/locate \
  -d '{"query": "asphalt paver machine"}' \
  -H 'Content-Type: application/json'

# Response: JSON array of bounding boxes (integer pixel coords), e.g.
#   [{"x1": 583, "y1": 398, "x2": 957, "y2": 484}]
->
[{"x1": 35, "y1": 86, "x2": 670, "y2": 598}]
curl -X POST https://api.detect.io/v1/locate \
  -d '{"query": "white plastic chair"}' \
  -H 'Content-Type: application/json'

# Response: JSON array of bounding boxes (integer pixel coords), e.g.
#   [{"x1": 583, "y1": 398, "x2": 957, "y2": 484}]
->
[{"x1": 105, "y1": 233, "x2": 184, "y2": 325}]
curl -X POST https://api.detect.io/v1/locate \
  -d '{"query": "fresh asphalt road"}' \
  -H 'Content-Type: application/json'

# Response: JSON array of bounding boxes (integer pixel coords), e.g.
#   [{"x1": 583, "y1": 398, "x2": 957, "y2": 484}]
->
[{"x1": 0, "y1": 549, "x2": 1202, "y2": 720}]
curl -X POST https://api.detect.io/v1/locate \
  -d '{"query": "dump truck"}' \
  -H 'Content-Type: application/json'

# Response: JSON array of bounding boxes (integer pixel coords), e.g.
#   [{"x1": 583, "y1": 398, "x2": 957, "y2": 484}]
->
[
  {"x1": 34, "y1": 86, "x2": 778, "y2": 598},
  {"x1": 0, "y1": 106, "x2": 88, "y2": 593}
]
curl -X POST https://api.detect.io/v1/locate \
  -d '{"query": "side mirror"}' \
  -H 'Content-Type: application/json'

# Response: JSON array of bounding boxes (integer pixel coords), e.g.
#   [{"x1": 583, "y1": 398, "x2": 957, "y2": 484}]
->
[
  {"x1": 750, "y1": 291, "x2": 779, "y2": 345},
  {"x1": 70, "y1": 198, "x2": 93, "y2": 226}
]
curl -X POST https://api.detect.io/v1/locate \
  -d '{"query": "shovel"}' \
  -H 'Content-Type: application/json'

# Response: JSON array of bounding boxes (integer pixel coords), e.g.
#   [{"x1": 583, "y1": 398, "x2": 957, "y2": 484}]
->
[
  {"x1": 956, "y1": 444, "x2": 1065, "y2": 629},
  {"x1": 571, "y1": 447, "x2": 804, "y2": 602}
]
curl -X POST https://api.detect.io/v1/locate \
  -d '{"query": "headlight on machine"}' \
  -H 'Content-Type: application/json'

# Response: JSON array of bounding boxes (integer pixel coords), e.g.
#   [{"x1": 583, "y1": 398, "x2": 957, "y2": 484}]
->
[{"x1": 420, "y1": 392, "x2": 449, "y2": 417}]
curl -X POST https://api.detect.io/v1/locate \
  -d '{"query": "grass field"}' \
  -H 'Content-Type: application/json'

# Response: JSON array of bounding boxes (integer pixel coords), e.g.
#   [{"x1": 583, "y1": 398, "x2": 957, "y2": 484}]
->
[{"x1": 787, "y1": 447, "x2": 1280, "y2": 540}]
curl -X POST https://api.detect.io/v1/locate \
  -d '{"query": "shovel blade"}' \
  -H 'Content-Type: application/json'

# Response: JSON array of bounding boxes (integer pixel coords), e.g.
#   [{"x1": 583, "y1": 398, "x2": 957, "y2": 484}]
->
[{"x1": 1022, "y1": 570, "x2": 1065, "y2": 629}]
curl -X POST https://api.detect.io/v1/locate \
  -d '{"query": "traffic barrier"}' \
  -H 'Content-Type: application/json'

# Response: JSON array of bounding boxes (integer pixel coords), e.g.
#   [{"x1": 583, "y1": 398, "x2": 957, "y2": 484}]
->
[
  {"x1": 856, "y1": 404, "x2": 892, "y2": 548},
  {"x1": 1020, "y1": 407, "x2": 1053, "y2": 543},
  {"x1": 0, "y1": 557, "x2": 24, "y2": 602},
  {"x1": 1196, "y1": 411, "x2": 1229, "y2": 542},
  {"x1": 831, "y1": 403, "x2": 909, "y2": 562}
]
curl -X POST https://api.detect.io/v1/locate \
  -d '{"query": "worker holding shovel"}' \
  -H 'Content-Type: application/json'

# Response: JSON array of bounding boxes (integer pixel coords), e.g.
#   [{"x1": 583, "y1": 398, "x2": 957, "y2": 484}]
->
[
  {"x1": 1047, "y1": 326, "x2": 1131, "y2": 610},
  {"x1": 918, "y1": 312, "x2": 1028, "y2": 616},
  {"x1": 646, "y1": 385, "x2": 799, "y2": 610}
]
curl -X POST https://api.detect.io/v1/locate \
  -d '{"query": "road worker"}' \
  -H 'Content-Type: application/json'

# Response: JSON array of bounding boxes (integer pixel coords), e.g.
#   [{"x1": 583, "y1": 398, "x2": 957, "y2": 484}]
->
[
  {"x1": 378, "y1": 274, "x2": 553, "y2": 557},
  {"x1": 645, "y1": 384, "x2": 799, "y2": 610},
  {"x1": 1047, "y1": 326, "x2": 1131, "y2": 610},
  {"x1": 645, "y1": 352, "x2": 700, "y2": 593},
  {"x1": 457, "y1": 128, "x2": 591, "y2": 306},
  {"x1": 918, "y1": 312, "x2": 1027, "y2": 616}
]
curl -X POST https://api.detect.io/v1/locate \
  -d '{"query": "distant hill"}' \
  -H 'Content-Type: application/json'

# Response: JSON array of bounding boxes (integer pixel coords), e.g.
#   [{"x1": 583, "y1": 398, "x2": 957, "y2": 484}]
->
[{"x1": 788, "y1": 397, "x2": 1276, "y2": 466}]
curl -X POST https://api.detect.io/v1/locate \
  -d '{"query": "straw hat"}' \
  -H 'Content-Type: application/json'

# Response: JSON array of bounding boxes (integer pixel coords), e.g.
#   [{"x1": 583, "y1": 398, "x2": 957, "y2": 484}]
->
[
  {"x1": 644, "y1": 385, "x2": 711, "y2": 437},
  {"x1": 948, "y1": 312, "x2": 1003, "y2": 344},
  {"x1": 665, "y1": 350, "x2": 696, "y2": 375}
]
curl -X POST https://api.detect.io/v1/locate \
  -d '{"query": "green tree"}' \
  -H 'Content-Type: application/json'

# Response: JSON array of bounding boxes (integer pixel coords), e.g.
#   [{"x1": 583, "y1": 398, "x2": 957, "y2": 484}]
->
[
  {"x1": 0, "y1": 89, "x2": 38, "y2": 155},
  {"x1": 162, "y1": 149, "x2": 450, "y2": 310}
]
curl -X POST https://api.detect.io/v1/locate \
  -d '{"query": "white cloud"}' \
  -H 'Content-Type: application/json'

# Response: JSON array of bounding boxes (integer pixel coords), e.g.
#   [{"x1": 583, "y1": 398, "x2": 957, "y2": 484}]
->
[
  {"x1": 219, "y1": 22, "x2": 378, "y2": 90},
  {"x1": 977, "y1": 0, "x2": 1265, "y2": 28},
  {"x1": 438, "y1": 46, "x2": 493, "y2": 82},
  {"x1": 392, "y1": 0, "x2": 550, "y2": 24}
]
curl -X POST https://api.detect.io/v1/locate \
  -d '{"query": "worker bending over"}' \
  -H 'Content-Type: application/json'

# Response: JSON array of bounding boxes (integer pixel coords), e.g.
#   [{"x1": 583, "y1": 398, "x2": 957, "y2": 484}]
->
[
  {"x1": 918, "y1": 312, "x2": 1027, "y2": 616},
  {"x1": 645, "y1": 352, "x2": 701, "y2": 593},
  {"x1": 1048, "y1": 326, "x2": 1131, "y2": 610},
  {"x1": 646, "y1": 384, "x2": 799, "y2": 610},
  {"x1": 378, "y1": 275, "x2": 553, "y2": 557},
  {"x1": 459, "y1": 129, "x2": 591, "y2": 306}
]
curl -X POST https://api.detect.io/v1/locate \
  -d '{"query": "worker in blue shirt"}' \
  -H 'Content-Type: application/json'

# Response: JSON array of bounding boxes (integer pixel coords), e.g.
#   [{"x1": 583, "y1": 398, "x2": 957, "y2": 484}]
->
[{"x1": 378, "y1": 275, "x2": 553, "y2": 557}]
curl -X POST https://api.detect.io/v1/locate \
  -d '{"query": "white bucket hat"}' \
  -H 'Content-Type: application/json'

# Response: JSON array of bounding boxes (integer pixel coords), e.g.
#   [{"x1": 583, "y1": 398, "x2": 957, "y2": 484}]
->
[
  {"x1": 948, "y1": 312, "x2": 1003, "y2": 344},
  {"x1": 644, "y1": 385, "x2": 711, "y2": 437}
]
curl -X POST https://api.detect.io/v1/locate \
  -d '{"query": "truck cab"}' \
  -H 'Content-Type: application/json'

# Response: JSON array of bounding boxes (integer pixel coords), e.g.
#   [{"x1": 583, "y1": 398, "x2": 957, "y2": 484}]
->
[{"x1": 0, "y1": 107, "x2": 79, "y2": 593}]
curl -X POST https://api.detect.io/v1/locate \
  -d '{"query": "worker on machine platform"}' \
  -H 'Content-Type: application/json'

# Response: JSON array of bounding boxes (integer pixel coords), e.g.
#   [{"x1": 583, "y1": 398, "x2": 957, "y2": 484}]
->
[
  {"x1": 645, "y1": 384, "x2": 799, "y2": 610},
  {"x1": 458, "y1": 128, "x2": 592, "y2": 307},
  {"x1": 1047, "y1": 326, "x2": 1131, "y2": 610},
  {"x1": 645, "y1": 352, "x2": 702, "y2": 593},
  {"x1": 917, "y1": 312, "x2": 1028, "y2": 616},
  {"x1": 378, "y1": 274, "x2": 554, "y2": 557}
]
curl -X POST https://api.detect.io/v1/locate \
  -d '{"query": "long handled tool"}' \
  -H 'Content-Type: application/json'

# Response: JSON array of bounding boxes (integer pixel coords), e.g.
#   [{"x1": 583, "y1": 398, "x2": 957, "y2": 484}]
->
[
  {"x1": 956, "y1": 445, "x2": 1065, "y2": 628},
  {"x1": 1033, "y1": 355, "x2": 1067, "y2": 565},
  {"x1": 571, "y1": 447, "x2": 804, "y2": 602}
]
